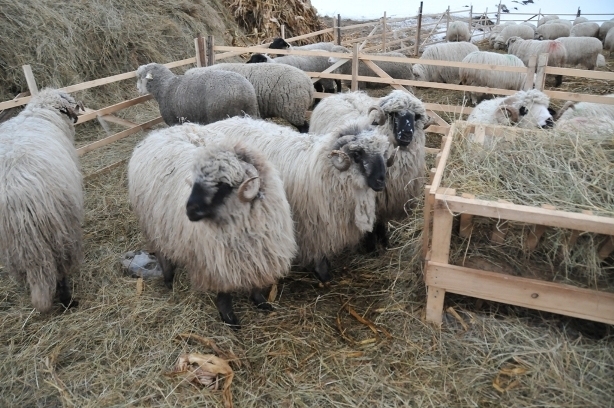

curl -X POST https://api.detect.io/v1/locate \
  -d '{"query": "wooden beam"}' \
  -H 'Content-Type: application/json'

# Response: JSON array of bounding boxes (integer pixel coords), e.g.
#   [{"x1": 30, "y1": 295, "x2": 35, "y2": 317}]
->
[
  {"x1": 195, "y1": 34, "x2": 206, "y2": 67},
  {"x1": 77, "y1": 117, "x2": 163, "y2": 156},
  {"x1": 425, "y1": 286, "x2": 446, "y2": 324},
  {"x1": 523, "y1": 55, "x2": 537, "y2": 91},
  {"x1": 414, "y1": 1, "x2": 423, "y2": 56},
  {"x1": 430, "y1": 188, "x2": 456, "y2": 263},
  {"x1": 524, "y1": 204, "x2": 556, "y2": 251},
  {"x1": 22, "y1": 65, "x2": 39, "y2": 96},
  {"x1": 429, "y1": 122, "x2": 456, "y2": 194},
  {"x1": 426, "y1": 261, "x2": 614, "y2": 325},
  {"x1": 459, "y1": 193, "x2": 476, "y2": 238},
  {"x1": 534, "y1": 53, "x2": 549, "y2": 91},
  {"x1": 76, "y1": 95, "x2": 153, "y2": 124},
  {"x1": 351, "y1": 43, "x2": 359, "y2": 91}
]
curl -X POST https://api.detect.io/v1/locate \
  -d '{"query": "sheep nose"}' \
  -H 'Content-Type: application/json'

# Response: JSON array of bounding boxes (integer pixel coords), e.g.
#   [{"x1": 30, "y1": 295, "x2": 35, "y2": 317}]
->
[{"x1": 543, "y1": 118, "x2": 554, "y2": 129}]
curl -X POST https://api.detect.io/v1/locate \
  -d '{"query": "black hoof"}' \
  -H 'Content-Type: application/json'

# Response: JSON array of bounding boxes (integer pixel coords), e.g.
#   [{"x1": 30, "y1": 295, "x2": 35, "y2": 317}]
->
[{"x1": 314, "y1": 257, "x2": 332, "y2": 283}]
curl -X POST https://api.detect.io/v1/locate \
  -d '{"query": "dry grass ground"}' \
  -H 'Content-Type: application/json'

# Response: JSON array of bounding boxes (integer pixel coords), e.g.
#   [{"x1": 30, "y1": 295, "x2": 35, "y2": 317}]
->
[{"x1": 1, "y1": 12, "x2": 614, "y2": 407}]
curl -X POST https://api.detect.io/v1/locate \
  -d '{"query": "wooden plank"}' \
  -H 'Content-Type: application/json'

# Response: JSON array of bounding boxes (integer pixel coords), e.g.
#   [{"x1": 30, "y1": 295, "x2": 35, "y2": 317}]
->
[
  {"x1": 0, "y1": 95, "x2": 31, "y2": 111},
  {"x1": 77, "y1": 117, "x2": 163, "y2": 156},
  {"x1": 425, "y1": 286, "x2": 446, "y2": 324},
  {"x1": 433, "y1": 194, "x2": 614, "y2": 236},
  {"x1": 194, "y1": 34, "x2": 206, "y2": 67},
  {"x1": 361, "y1": 59, "x2": 409, "y2": 92},
  {"x1": 311, "y1": 58, "x2": 350, "y2": 85},
  {"x1": 544, "y1": 66, "x2": 614, "y2": 81},
  {"x1": 84, "y1": 159, "x2": 128, "y2": 181},
  {"x1": 430, "y1": 188, "x2": 456, "y2": 263},
  {"x1": 426, "y1": 110, "x2": 449, "y2": 127},
  {"x1": 206, "y1": 35, "x2": 215, "y2": 66},
  {"x1": 351, "y1": 44, "x2": 359, "y2": 91},
  {"x1": 22, "y1": 65, "x2": 39, "y2": 96},
  {"x1": 83, "y1": 108, "x2": 137, "y2": 128},
  {"x1": 523, "y1": 55, "x2": 537, "y2": 91},
  {"x1": 76, "y1": 95, "x2": 153, "y2": 124},
  {"x1": 357, "y1": 24, "x2": 381, "y2": 50},
  {"x1": 525, "y1": 204, "x2": 556, "y2": 251},
  {"x1": 423, "y1": 184, "x2": 433, "y2": 259},
  {"x1": 534, "y1": 53, "x2": 548, "y2": 91},
  {"x1": 429, "y1": 122, "x2": 456, "y2": 194},
  {"x1": 542, "y1": 91, "x2": 614, "y2": 105},
  {"x1": 426, "y1": 261, "x2": 614, "y2": 325},
  {"x1": 459, "y1": 193, "x2": 475, "y2": 238},
  {"x1": 429, "y1": 168, "x2": 436, "y2": 185}
]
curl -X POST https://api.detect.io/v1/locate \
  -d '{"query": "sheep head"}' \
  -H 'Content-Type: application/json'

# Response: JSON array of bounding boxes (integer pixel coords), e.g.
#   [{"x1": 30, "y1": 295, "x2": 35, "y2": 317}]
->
[
  {"x1": 246, "y1": 54, "x2": 273, "y2": 64},
  {"x1": 500, "y1": 90, "x2": 554, "y2": 129},
  {"x1": 269, "y1": 37, "x2": 291, "y2": 49},
  {"x1": 26, "y1": 88, "x2": 84, "y2": 125}
]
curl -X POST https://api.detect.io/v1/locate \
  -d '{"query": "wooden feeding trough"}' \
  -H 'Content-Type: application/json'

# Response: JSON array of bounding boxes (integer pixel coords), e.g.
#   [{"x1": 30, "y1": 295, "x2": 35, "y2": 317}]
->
[{"x1": 422, "y1": 121, "x2": 614, "y2": 325}]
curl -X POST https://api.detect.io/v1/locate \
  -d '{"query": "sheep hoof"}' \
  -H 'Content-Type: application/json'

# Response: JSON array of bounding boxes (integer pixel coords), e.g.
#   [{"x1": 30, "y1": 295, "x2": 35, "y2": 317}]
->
[
  {"x1": 313, "y1": 257, "x2": 332, "y2": 283},
  {"x1": 250, "y1": 288, "x2": 273, "y2": 311},
  {"x1": 216, "y1": 292, "x2": 241, "y2": 329}
]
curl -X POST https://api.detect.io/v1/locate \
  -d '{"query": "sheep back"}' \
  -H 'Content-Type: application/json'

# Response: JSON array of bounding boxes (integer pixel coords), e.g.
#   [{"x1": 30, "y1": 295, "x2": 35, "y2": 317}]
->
[
  {"x1": 598, "y1": 21, "x2": 614, "y2": 42},
  {"x1": 507, "y1": 37, "x2": 567, "y2": 68},
  {"x1": 605, "y1": 28, "x2": 614, "y2": 54},
  {"x1": 570, "y1": 22, "x2": 600, "y2": 38},
  {"x1": 413, "y1": 42, "x2": 479, "y2": 83},
  {"x1": 494, "y1": 25, "x2": 534, "y2": 49},
  {"x1": 535, "y1": 23, "x2": 571, "y2": 40},
  {"x1": 0, "y1": 88, "x2": 83, "y2": 312},
  {"x1": 128, "y1": 125, "x2": 296, "y2": 293},
  {"x1": 446, "y1": 21, "x2": 471, "y2": 42},
  {"x1": 537, "y1": 15, "x2": 559, "y2": 27},
  {"x1": 557, "y1": 37, "x2": 603, "y2": 70}
]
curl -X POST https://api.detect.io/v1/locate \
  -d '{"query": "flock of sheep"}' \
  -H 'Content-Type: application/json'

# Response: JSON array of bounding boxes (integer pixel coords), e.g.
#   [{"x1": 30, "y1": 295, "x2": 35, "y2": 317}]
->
[{"x1": 1, "y1": 13, "x2": 613, "y2": 327}]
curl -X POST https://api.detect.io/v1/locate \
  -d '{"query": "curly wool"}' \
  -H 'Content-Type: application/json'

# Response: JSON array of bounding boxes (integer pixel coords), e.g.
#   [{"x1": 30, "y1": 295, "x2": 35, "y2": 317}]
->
[
  {"x1": 128, "y1": 124, "x2": 296, "y2": 293},
  {"x1": 0, "y1": 88, "x2": 83, "y2": 312},
  {"x1": 200, "y1": 117, "x2": 390, "y2": 267}
]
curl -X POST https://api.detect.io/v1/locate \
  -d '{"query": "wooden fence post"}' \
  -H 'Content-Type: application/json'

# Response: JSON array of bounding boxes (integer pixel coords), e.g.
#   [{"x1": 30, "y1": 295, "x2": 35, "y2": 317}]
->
[
  {"x1": 469, "y1": 6, "x2": 473, "y2": 36},
  {"x1": 496, "y1": 0, "x2": 501, "y2": 25},
  {"x1": 414, "y1": 2, "x2": 423, "y2": 56},
  {"x1": 22, "y1": 65, "x2": 39, "y2": 96},
  {"x1": 206, "y1": 35, "x2": 215, "y2": 66},
  {"x1": 483, "y1": 7, "x2": 489, "y2": 40},
  {"x1": 445, "y1": 6, "x2": 450, "y2": 40},
  {"x1": 194, "y1": 33, "x2": 206, "y2": 67},
  {"x1": 337, "y1": 14, "x2": 342, "y2": 45},
  {"x1": 382, "y1": 12, "x2": 387, "y2": 52},
  {"x1": 534, "y1": 53, "x2": 549, "y2": 91},
  {"x1": 523, "y1": 55, "x2": 537, "y2": 91},
  {"x1": 333, "y1": 18, "x2": 338, "y2": 44},
  {"x1": 351, "y1": 43, "x2": 359, "y2": 91}
]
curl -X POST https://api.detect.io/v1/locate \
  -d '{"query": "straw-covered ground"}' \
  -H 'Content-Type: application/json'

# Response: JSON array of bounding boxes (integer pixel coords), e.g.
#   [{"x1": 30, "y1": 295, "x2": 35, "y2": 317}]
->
[{"x1": 1, "y1": 5, "x2": 614, "y2": 407}]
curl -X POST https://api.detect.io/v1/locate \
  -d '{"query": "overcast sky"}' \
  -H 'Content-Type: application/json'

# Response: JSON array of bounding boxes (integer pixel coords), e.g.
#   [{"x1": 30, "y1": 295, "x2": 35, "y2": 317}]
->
[{"x1": 309, "y1": 0, "x2": 613, "y2": 22}]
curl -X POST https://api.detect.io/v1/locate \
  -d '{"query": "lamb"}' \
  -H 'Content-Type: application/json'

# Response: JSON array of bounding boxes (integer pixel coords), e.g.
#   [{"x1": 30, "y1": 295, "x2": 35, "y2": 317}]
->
[
  {"x1": 0, "y1": 88, "x2": 84, "y2": 312},
  {"x1": 598, "y1": 21, "x2": 614, "y2": 42},
  {"x1": 135, "y1": 62, "x2": 258, "y2": 126},
  {"x1": 412, "y1": 42, "x2": 479, "y2": 84},
  {"x1": 330, "y1": 51, "x2": 414, "y2": 91},
  {"x1": 128, "y1": 125, "x2": 297, "y2": 327},
  {"x1": 308, "y1": 90, "x2": 427, "y2": 251},
  {"x1": 537, "y1": 15, "x2": 559, "y2": 27},
  {"x1": 535, "y1": 23, "x2": 571, "y2": 40},
  {"x1": 187, "y1": 63, "x2": 313, "y2": 132},
  {"x1": 467, "y1": 89, "x2": 555, "y2": 132},
  {"x1": 493, "y1": 24, "x2": 535, "y2": 49},
  {"x1": 506, "y1": 37, "x2": 567, "y2": 86},
  {"x1": 446, "y1": 21, "x2": 472, "y2": 42},
  {"x1": 201, "y1": 116, "x2": 392, "y2": 283},
  {"x1": 573, "y1": 17, "x2": 588, "y2": 25},
  {"x1": 459, "y1": 51, "x2": 527, "y2": 105},
  {"x1": 605, "y1": 28, "x2": 614, "y2": 56},
  {"x1": 554, "y1": 94, "x2": 614, "y2": 121},
  {"x1": 556, "y1": 37, "x2": 603, "y2": 70},
  {"x1": 570, "y1": 22, "x2": 600, "y2": 38}
]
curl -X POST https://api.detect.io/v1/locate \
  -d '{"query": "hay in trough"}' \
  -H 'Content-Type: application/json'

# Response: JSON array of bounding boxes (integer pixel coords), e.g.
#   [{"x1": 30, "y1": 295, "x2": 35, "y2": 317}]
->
[{"x1": 441, "y1": 123, "x2": 614, "y2": 291}]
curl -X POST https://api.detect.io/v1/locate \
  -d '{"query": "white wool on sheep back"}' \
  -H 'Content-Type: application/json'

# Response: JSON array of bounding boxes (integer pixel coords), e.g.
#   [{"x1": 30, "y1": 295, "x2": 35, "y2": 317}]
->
[
  {"x1": 535, "y1": 23, "x2": 571, "y2": 40},
  {"x1": 556, "y1": 37, "x2": 603, "y2": 70},
  {"x1": 570, "y1": 22, "x2": 600, "y2": 38},
  {"x1": 459, "y1": 52, "x2": 526, "y2": 105},
  {"x1": 555, "y1": 116, "x2": 614, "y2": 139},
  {"x1": 309, "y1": 90, "x2": 427, "y2": 222},
  {"x1": 537, "y1": 15, "x2": 559, "y2": 27},
  {"x1": 598, "y1": 21, "x2": 614, "y2": 42},
  {"x1": 135, "y1": 63, "x2": 259, "y2": 126},
  {"x1": 200, "y1": 117, "x2": 390, "y2": 268},
  {"x1": 413, "y1": 42, "x2": 479, "y2": 84},
  {"x1": 128, "y1": 125, "x2": 296, "y2": 293},
  {"x1": 545, "y1": 19, "x2": 572, "y2": 28},
  {"x1": 605, "y1": 28, "x2": 614, "y2": 55},
  {"x1": 493, "y1": 25, "x2": 534, "y2": 49},
  {"x1": 467, "y1": 89, "x2": 554, "y2": 135},
  {"x1": 506, "y1": 37, "x2": 567, "y2": 86},
  {"x1": 446, "y1": 21, "x2": 471, "y2": 42},
  {"x1": 573, "y1": 17, "x2": 588, "y2": 26},
  {"x1": 332, "y1": 51, "x2": 414, "y2": 91},
  {"x1": 188, "y1": 63, "x2": 313, "y2": 129},
  {"x1": 556, "y1": 94, "x2": 614, "y2": 121},
  {"x1": 0, "y1": 88, "x2": 83, "y2": 313}
]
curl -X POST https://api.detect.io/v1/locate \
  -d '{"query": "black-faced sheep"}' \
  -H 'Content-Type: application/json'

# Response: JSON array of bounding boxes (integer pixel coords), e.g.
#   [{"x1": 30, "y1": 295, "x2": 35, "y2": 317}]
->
[
  {"x1": 0, "y1": 88, "x2": 84, "y2": 312},
  {"x1": 128, "y1": 125, "x2": 297, "y2": 327},
  {"x1": 187, "y1": 63, "x2": 313, "y2": 132},
  {"x1": 459, "y1": 51, "x2": 527, "y2": 105},
  {"x1": 412, "y1": 42, "x2": 479, "y2": 84},
  {"x1": 135, "y1": 62, "x2": 259, "y2": 126},
  {"x1": 506, "y1": 37, "x2": 567, "y2": 86},
  {"x1": 556, "y1": 37, "x2": 603, "y2": 70},
  {"x1": 201, "y1": 117, "x2": 391, "y2": 283},
  {"x1": 309, "y1": 90, "x2": 427, "y2": 251},
  {"x1": 446, "y1": 21, "x2": 471, "y2": 42}
]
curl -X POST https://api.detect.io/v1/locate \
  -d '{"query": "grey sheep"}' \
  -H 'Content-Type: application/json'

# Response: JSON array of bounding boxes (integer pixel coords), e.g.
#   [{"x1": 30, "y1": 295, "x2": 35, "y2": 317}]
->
[
  {"x1": 545, "y1": 19, "x2": 571, "y2": 28},
  {"x1": 446, "y1": 21, "x2": 472, "y2": 42},
  {"x1": 309, "y1": 90, "x2": 427, "y2": 251},
  {"x1": 200, "y1": 116, "x2": 391, "y2": 283},
  {"x1": 557, "y1": 37, "x2": 603, "y2": 70},
  {"x1": 506, "y1": 37, "x2": 567, "y2": 86},
  {"x1": 128, "y1": 124, "x2": 297, "y2": 327},
  {"x1": 413, "y1": 42, "x2": 479, "y2": 84},
  {"x1": 0, "y1": 88, "x2": 84, "y2": 312},
  {"x1": 188, "y1": 63, "x2": 313, "y2": 132},
  {"x1": 135, "y1": 62, "x2": 258, "y2": 126}
]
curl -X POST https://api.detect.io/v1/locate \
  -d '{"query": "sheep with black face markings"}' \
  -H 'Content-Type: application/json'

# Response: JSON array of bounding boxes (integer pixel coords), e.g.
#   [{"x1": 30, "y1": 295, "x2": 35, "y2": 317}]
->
[
  {"x1": 128, "y1": 125, "x2": 297, "y2": 327},
  {"x1": 0, "y1": 88, "x2": 84, "y2": 313},
  {"x1": 309, "y1": 90, "x2": 427, "y2": 251},
  {"x1": 201, "y1": 116, "x2": 391, "y2": 283},
  {"x1": 135, "y1": 62, "x2": 258, "y2": 126}
]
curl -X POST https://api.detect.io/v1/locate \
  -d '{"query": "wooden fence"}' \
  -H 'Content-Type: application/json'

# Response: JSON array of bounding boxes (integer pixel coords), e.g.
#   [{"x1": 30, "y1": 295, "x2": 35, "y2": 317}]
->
[{"x1": 1, "y1": 13, "x2": 614, "y2": 179}]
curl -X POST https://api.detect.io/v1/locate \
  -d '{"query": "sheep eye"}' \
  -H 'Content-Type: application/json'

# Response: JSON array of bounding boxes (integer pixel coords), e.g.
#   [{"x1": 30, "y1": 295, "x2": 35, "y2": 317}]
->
[
  {"x1": 415, "y1": 113, "x2": 422, "y2": 121},
  {"x1": 519, "y1": 106, "x2": 528, "y2": 116},
  {"x1": 352, "y1": 150, "x2": 363, "y2": 162}
]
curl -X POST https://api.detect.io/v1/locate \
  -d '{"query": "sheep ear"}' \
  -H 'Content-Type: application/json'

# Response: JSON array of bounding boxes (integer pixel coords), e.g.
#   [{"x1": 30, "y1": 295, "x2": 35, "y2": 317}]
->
[
  {"x1": 495, "y1": 105, "x2": 520, "y2": 124},
  {"x1": 368, "y1": 106, "x2": 387, "y2": 126},
  {"x1": 145, "y1": 72, "x2": 153, "y2": 80}
]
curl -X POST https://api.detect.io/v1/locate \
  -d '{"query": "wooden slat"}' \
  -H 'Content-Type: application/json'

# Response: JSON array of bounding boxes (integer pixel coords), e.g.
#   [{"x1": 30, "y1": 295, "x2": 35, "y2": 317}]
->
[
  {"x1": 542, "y1": 91, "x2": 614, "y2": 105},
  {"x1": 524, "y1": 204, "x2": 556, "y2": 251},
  {"x1": 22, "y1": 65, "x2": 39, "y2": 96},
  {"x1": 425, "y1": 286, "x2": 446, "y2": 324},
  {"x1": 459, "y1": 193, "x2": 475, "y2": 239},
  {"x1": 425, "y1": 261, "x2": 614, "y2": 325},
  {"x1": 77, "y1": 117, "x2": 163, "y2": 156},
  {"x1": 76, "y1": 95, "x2": 153, "y2": 124},
  {"x1": 429, "y1": 122, "x2": 456, "y2": 194},
  {"x1": 598, "y1": 236, "x2": 614, "y2": 260},
  {"x1": 426, "y1": 110, "x2": 449, "y2": 127},
  {"x1": 351, "y1": 44, "x2": 359, "y2": 91},
  {"x1": 430, "y1": 188, "x2": 456, "y2": 263},
  {"x1": 544, "y1": 66, "x2": 614, "y2": 81},
  {"x1": 423, "y1": 184, "x2": 433, "y2": 260},
  {"x1": 534, "y1": 53, "x2": 548, "y2": 91},
  {"x1": 523, "y1": 55, "x2": 537, "y2": 91}
]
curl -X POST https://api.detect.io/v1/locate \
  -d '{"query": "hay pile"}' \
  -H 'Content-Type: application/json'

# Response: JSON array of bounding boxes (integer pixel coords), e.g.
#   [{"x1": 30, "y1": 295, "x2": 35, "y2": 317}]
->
[
  {"x1": 441, "y1": 124, "x2": 614, "y2": 291},
  {"x1": 224, "y1": 0, "x2": 332, "y2": 44},
  {"x1": 0, "y1": 0, "x2": 245, "y2": 102}
]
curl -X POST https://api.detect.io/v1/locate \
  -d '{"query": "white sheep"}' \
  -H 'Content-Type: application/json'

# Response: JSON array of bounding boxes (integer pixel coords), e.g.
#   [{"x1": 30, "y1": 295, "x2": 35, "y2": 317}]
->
[
  {"x1": 412, "y1": 42, "x2": 479, "y2": 84},
  {"x1": 309, "y1": 90, "x2": 427, "y2": 251},
  {"x1": 545, "y1": 19, "x2": 572, "y2": 28},
  {"x1": 573, "y1": 17, "x2": 589, "y2": 25},
  {"x1": 506, "y1": 37, "x2": 567, "y2": 86},
  {"x1": 494, "y1": 24, "x2": 535, "y2": 49},
  {"x1": 201, "y1": 116, "x2": 391, "y2": 283},
  {"x1": 467, "y1": 89, "x2": 555, "y2": 134},
  {"x1": 570, "y1": 22, "x2": 600, "y2": 38},
  {"x1": 446, "y1": 21, "x2": 472, "y2": 42},
  {"x1": 554, "y1": 116, "x2": 614, "y2": 139},
  {"x1": 555, "y1": 94, "x2": 614, "y2": 121},
  {"x1": 537, "y1": 15, "x2": 559, "y2": 27},
  {"x1": 0, "y1": 88, "x2": 84, "y2": 312},
  {"x1": 556, "y1": 37, "x2": 603, "y2": 70},
  {"x1": 128, "y1": 125, "x2": 297, "y2": 327},
  {"x1": 188, "y1": 63, "x2": 313, "y2": 132},
  {"x1": 605, "y1": 28, "x2": 614, "y2": 56},
  {"x1": 330, "y1": 51, "x2": 414, "y2": 91},
  {"x1": 135, "y1": 62, "x2": 259, "y2": 126},
  {"x1": 459, "y1": 51, "x2": 527, "y2": 105},
  {"x1": 535, "y1": 23, "x2": 571, "y2": 40},
  {"x1": 598, "y1": 21, "x2": 614, "y2": 42}
]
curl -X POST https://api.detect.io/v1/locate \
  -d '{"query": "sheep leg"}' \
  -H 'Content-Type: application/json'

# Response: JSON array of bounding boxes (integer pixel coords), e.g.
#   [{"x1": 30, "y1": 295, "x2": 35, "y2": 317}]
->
[
  {"x1": 362, "y1": 221, "x2": 389, "y2": 254},
  {"x1": 215, "y1": 292, "x2": 240, "y2": 328},
  {"x1": 295, "y1": 121, "x2": 309, "y2": 133},
  {"x1": 554, "y1": 74, "x2": 563, "y2": 87},
  {"x1": 158, "y1": 253, "x2": 176, "y2": 289},
  {"x1": 313, "y1": 257, "x2": 332, "y2": 283},
  {"x1": 335, "y1": 79, "x2": 342, "y2": 92},
  {"x1": 56, "y1": 277, "x2": 78, "y2": 309},
  {"x1": 250, "y1": 287, "x2": 273, "y2": 311},
  {"x1": 55, "y1": 253, "x2": 78, "y2": 309}
]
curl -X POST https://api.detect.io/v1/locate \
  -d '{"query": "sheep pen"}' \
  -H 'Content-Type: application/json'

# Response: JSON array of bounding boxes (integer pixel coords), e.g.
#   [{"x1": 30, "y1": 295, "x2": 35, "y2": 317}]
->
[{"x1": 1, "y1": 5, "x2": 614, "y2": 408}]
